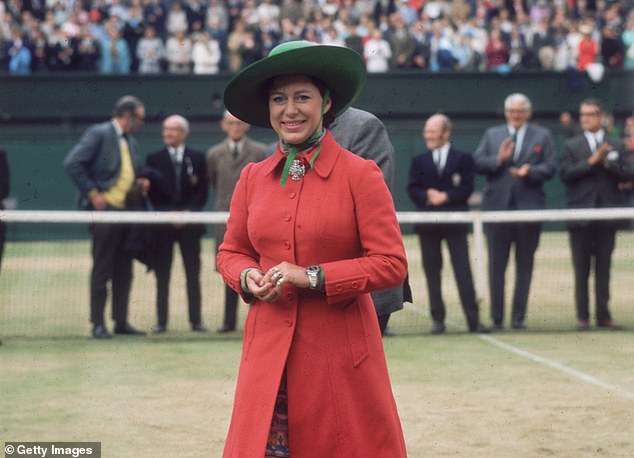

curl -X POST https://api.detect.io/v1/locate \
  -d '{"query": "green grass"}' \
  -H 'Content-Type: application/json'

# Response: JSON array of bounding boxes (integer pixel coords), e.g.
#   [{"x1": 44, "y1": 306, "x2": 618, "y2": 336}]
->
[{"x1": 1, "y1": 234, "x2": 634, "y2": 456}]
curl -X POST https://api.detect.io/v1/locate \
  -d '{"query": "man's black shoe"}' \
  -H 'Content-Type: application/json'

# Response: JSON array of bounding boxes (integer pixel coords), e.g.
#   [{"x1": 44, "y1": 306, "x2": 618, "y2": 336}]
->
[
  {"x1": 511, "y1": 320, "x2": 526, "y2": 330},
  {"x1": 192, "y1": 323, "x2": 209, "y2": 332},
  {"x1": 114, "y1": 323, "x2": 146, "y2": 336},
  {"x1": 151, "y1": 324, "x2": 167, "y2": 334},
  {"x1": 92, "y1": 324, "x2": 112, "y2": 339},
  {"x1": 469, "y1": 323, "x2": 492, "y2": 333},
  {"x1": 431, "y1": 321, "x2": 445, "y2": 335},
  {"x1": 216, "y1": 325, "x2": 235, "y2": 333}
]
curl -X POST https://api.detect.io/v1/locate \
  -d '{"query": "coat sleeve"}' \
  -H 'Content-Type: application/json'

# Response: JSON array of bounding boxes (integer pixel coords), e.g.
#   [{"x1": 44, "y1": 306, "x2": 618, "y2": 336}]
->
[
  {"x1": 474, "y1": 129, "x2": 503, "y2": 175},
  {"x1": 406, "y1": 155, "x2": 428, "y2": 208},
  {"x1": 446, "y1": 153, "x2": 475, "y2": 204},
  {"x1": 321, "y1": 160, "x2": 407, "y2": 304},
  {"x1": 0, "y1": 149, "x2": 9, "y2": 201},
  {"x1": 216, "y1": 163, "x2": 262, "y2": 303},
  {"x1": 352, "y1": 115, "x2": 395, "y2": 189},
  {"x1": 526, "y1": 129, "x2": 557, "y2": 184},
  {"x1": 559, "y1": 138, "x2": 594, "y2": 183},
  {"x1": 63, "y1": 125, "x2": 102, "y2": 195},
  {"x1": 188, "y1": 153, "x2": 209, "y2": 210}
]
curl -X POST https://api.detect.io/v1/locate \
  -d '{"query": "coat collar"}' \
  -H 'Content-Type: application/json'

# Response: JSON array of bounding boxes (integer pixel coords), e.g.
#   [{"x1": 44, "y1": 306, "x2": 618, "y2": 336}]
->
[{"x1": 262, "y1": 130, "x2": 340, "y2": 180}]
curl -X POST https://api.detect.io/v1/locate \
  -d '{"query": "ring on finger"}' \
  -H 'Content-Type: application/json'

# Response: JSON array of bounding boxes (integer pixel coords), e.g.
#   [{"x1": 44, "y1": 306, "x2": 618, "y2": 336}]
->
[
  {"x1": 272, "y1": 271, "x2": 283, "y2": 282},
  {"x1": 276, "y1": 277, "x2": 285, "y2": 287}
]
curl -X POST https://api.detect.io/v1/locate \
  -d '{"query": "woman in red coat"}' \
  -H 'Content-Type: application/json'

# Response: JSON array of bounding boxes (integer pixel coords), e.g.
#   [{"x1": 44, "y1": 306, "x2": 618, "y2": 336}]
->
[{"x1": 218, "y1": 41, "x2": 408, "y2": 458}]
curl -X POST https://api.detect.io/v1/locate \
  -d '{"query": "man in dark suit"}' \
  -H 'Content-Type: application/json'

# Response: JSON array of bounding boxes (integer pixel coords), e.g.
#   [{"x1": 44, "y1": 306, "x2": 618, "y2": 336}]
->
[
  {"x1": 407, "y1": 114, "x2": 488, "y2": 334},
  {"x1": 560, "y1": 98, "x2": 634, "y2": 330},
  {"x1": 330, "y1": 107, "x2": 411, "y2": 336},
  {"x1": 474, "y1": 93, "x2": 557, "y2": 330},
  {"x1": 145, "y1": 115, "x2": 209, "y2": 333},
  {"x1": 207, "y1": 110, "x2": 267, "y2": 333},
  {"x1": 0, "y1": 148, "x2": 9, "y2": 274},
  {"x1": 64, "y1": 95, "x2": 150, "y2": 339}
]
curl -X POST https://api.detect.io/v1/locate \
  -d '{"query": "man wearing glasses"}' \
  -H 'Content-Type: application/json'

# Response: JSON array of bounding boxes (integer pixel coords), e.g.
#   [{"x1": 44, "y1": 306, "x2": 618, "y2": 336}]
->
[
  {"x1": 560, "y1": 98, "x2": 634, "y2": 331},
  {"x1": 474, "y1": 93, "x2": 557, "y2": 331},
  {"x1": 64, "y1": 95, "x2": 150, "y2": 339}
]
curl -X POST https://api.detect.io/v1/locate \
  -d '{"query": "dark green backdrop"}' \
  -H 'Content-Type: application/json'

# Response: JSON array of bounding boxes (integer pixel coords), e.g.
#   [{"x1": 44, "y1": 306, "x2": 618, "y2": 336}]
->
[{"x1": 1, "y1": 70, "x2": 632, "y2": 239}]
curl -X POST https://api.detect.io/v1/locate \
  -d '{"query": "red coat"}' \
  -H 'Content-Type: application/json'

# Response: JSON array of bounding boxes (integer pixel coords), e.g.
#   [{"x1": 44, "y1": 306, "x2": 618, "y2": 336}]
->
[{"x1": 218, "y1": 131, "x2": 408, "y2": 458}]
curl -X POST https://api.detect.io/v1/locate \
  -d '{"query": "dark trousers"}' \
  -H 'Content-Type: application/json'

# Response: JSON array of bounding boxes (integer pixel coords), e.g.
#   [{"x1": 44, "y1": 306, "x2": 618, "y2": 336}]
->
[
  {"x1": 222, "y1": 285, "x2": 239, "y2": 330},
  {"x1": 0, "y1": 221, "x2": 5, "y2": 272},
  {"x1": 418, "y1": 229, "x2": 479, "y2": 329},
  {"x1": 377, "y1": 313, "x2": 391, "y2": 335},
  {"x1": 485, "y1": 222, "x2": 541, "y2": 325},
  {"x1": 90, "y1": 223, "x2": 133, "y2": 326},
  {"x1": 568, "y1": 224, "x2": 616, "y2": 322},
  {"x1": 154, "y1": 225, "x2": 202, "y2": 326}
]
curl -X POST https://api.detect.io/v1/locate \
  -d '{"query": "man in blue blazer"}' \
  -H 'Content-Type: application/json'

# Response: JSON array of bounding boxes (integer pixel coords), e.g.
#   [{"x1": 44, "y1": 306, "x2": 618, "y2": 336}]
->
[
  {"x1": 408, "y1": 114, "x2": 487, "y2": 334},
  {"x1": 145, "y1": 115, "x2": 209, "y2": 333},
  {"x1": 474, "y1": 93, "x2": 557, "y2": 330},
  {"x1": 64, "y1": 95, "x2": 149, "y2": 339},
  {"x1": 560, "y1": 98, "x2": 634, "y2": 330}
]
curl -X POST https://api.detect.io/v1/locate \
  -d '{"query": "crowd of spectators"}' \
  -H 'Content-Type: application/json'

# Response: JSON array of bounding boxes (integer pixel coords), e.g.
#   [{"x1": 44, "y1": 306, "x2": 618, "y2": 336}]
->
[{"x1": 1, "y1": 0, "x2": 633, "y2": 75}]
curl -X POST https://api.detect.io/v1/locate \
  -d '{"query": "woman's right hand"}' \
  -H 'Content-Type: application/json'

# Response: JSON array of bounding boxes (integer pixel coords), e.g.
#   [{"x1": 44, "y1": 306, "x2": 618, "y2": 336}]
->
[{"x1": 246, "y1": 268, "x2": 280, "y2": 303}]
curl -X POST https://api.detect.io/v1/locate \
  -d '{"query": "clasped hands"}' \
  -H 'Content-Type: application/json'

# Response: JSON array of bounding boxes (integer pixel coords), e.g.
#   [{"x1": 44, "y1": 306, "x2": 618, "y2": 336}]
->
[
  {"x1": 245, "y1": 261, "x2": 311, "y2": 303},
  {"x1": 497, "y1": 137, "x2": 530, "y2": 178}
]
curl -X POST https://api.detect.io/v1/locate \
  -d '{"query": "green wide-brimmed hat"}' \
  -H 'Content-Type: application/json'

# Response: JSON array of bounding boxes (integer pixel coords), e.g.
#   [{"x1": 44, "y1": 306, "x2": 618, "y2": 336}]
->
[{"x1": 224, "y1": 41, "x2": 367, "y2": 128}]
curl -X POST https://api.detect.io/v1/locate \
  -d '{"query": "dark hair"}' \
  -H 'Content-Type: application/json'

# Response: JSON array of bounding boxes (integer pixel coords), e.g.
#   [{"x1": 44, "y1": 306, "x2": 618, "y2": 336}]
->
[
  {"x1": 580, "y1": 98, "x2": 604, "y2": 113},
  {"x1": 113, "y1": 95, "x2": 144, "y2": 118}
]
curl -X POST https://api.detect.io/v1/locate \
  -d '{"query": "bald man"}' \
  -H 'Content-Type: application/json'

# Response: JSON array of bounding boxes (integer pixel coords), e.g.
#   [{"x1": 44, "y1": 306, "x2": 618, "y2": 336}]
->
[
  {"x1": 145, "y1": 115, "x2": 209, "y2": 333},
  {"x1": 408, "y1": 114, "x2": 488, "y2": 334}
]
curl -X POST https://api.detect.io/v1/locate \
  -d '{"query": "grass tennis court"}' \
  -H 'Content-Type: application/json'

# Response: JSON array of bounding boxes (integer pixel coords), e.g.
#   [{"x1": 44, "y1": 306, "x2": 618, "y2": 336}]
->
[{"x1": 1, "y1": 233, "x2": 634, "y2": 456}]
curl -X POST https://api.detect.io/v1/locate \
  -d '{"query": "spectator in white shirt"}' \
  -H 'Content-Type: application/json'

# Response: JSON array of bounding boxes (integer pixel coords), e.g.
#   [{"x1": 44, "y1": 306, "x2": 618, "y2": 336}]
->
[{"x1": 192, "y1": 31, "x2": 221, "y2": 74}]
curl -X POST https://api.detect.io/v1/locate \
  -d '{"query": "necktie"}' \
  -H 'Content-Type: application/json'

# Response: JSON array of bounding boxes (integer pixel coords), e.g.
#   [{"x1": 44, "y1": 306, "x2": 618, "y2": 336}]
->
[
  {"x1": 511, "y1": 131, "x2": 520, "y2": 161},
  {"x1": 171, "y1": 149, "x2": 182, "y2": 199},
  {"x1": 434, "y1": 150, "x2": 443, "y2": 174},
  {"x1": 594, "y1": 134, "x2": 601, "y2": 152},
  {"x1": 232, "y1": 144, "x2": 239, "y2": 158}
]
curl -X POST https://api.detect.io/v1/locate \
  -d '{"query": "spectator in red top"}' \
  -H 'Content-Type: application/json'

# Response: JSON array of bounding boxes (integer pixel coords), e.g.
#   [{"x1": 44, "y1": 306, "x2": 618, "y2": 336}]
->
[
  {"x1": 485, "y1": 28, "x2": 510, "y2": 71},
  {"x1": 576, "y1": 24, "x2": 598, "y2": 71}
]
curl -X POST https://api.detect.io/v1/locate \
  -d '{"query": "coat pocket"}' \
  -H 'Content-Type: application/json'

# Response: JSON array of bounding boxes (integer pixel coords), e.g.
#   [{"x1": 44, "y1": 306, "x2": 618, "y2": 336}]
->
[{"x1": 343, "y1": 300, "x2": 370, "y2": 368}]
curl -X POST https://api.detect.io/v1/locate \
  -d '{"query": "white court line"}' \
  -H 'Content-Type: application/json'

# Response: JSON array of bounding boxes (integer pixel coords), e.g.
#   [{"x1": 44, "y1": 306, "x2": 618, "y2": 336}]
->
[
  {"x1": 404, "y1": 303, "x2": 634, "y2": 401},
  {"x1": 479, "y1": 334, "x2": 634, "y2": 401}
]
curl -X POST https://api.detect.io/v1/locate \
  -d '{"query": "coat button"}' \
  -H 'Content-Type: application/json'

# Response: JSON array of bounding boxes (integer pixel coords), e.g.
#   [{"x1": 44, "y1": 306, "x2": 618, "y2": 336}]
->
[
  {"x1": 285, "y1": 319, "x2": 293, "y2": 327},
  {"x1": 289, "y1": 192, "x2": 296, "y2": 199},
  {"x1": 283, "y1": 240, "x2": 290, "y2": 249},
  {"x1": 336, "y1": 285, "x2": 343, "y2": 292},
  {"x1": 284, "y1": 214, "x2": 291, "y2": 222},
  {"x1": 352, "y1": 281, "x2": 358, "y2": 289}
]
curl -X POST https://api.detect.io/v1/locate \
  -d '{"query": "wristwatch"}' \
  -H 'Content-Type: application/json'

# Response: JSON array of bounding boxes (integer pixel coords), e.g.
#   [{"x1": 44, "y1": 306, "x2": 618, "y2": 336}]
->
[{"x1": 306, "y1": 265, "x2": 321, "y2": 289}]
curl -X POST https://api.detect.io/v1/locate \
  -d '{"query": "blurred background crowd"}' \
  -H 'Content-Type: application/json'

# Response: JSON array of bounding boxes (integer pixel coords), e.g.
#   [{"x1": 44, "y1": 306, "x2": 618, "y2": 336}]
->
[{"x1": 1, "y1": 0, "x2": 633, "y2": 75}]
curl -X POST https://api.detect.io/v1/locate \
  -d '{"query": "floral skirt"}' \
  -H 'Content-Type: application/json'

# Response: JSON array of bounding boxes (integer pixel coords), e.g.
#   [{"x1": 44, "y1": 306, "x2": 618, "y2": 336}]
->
[{"x1": 265, "y1": 372, "x2": 290, "y2": 457}]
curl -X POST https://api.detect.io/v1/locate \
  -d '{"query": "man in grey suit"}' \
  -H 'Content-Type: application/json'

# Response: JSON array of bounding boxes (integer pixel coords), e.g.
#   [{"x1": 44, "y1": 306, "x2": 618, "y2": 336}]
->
[
  {"x1": 64, "y1": 95, "x2": 150, "y2": 339},
  {"x1": 474, "y1": 93, "x2": 556, "y2": 330},
  {"x1": 560, "y1": 98, "x2": 634, "y2": 330},
  {"x1": 208, "y1": 110, "x2": 268, "y2": 332},
  {"x1": 330, "y1": 107, "x2": 411, "y2": 335}
]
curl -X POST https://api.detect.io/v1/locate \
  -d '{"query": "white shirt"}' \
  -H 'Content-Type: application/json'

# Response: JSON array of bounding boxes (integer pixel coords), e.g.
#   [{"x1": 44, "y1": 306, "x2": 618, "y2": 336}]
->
[
  {"x1": 507, "y1": 123, "x2": 527, "y2": 160},
  {"x1": 433, "y1": 142, "x2": 450, "y2": 173},
  {"x1": 168, "y1": 145, "x2": 184, "y2": 163},
  {"x1": 584, "y1": 129, "x2": 604, "y2": 151}
]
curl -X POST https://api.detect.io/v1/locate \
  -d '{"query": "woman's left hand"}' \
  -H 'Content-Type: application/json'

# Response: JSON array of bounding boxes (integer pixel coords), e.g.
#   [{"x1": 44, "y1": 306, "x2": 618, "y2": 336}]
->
[{"x1": 263, "y1": 261, "x2": 311, "y2": 291}]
